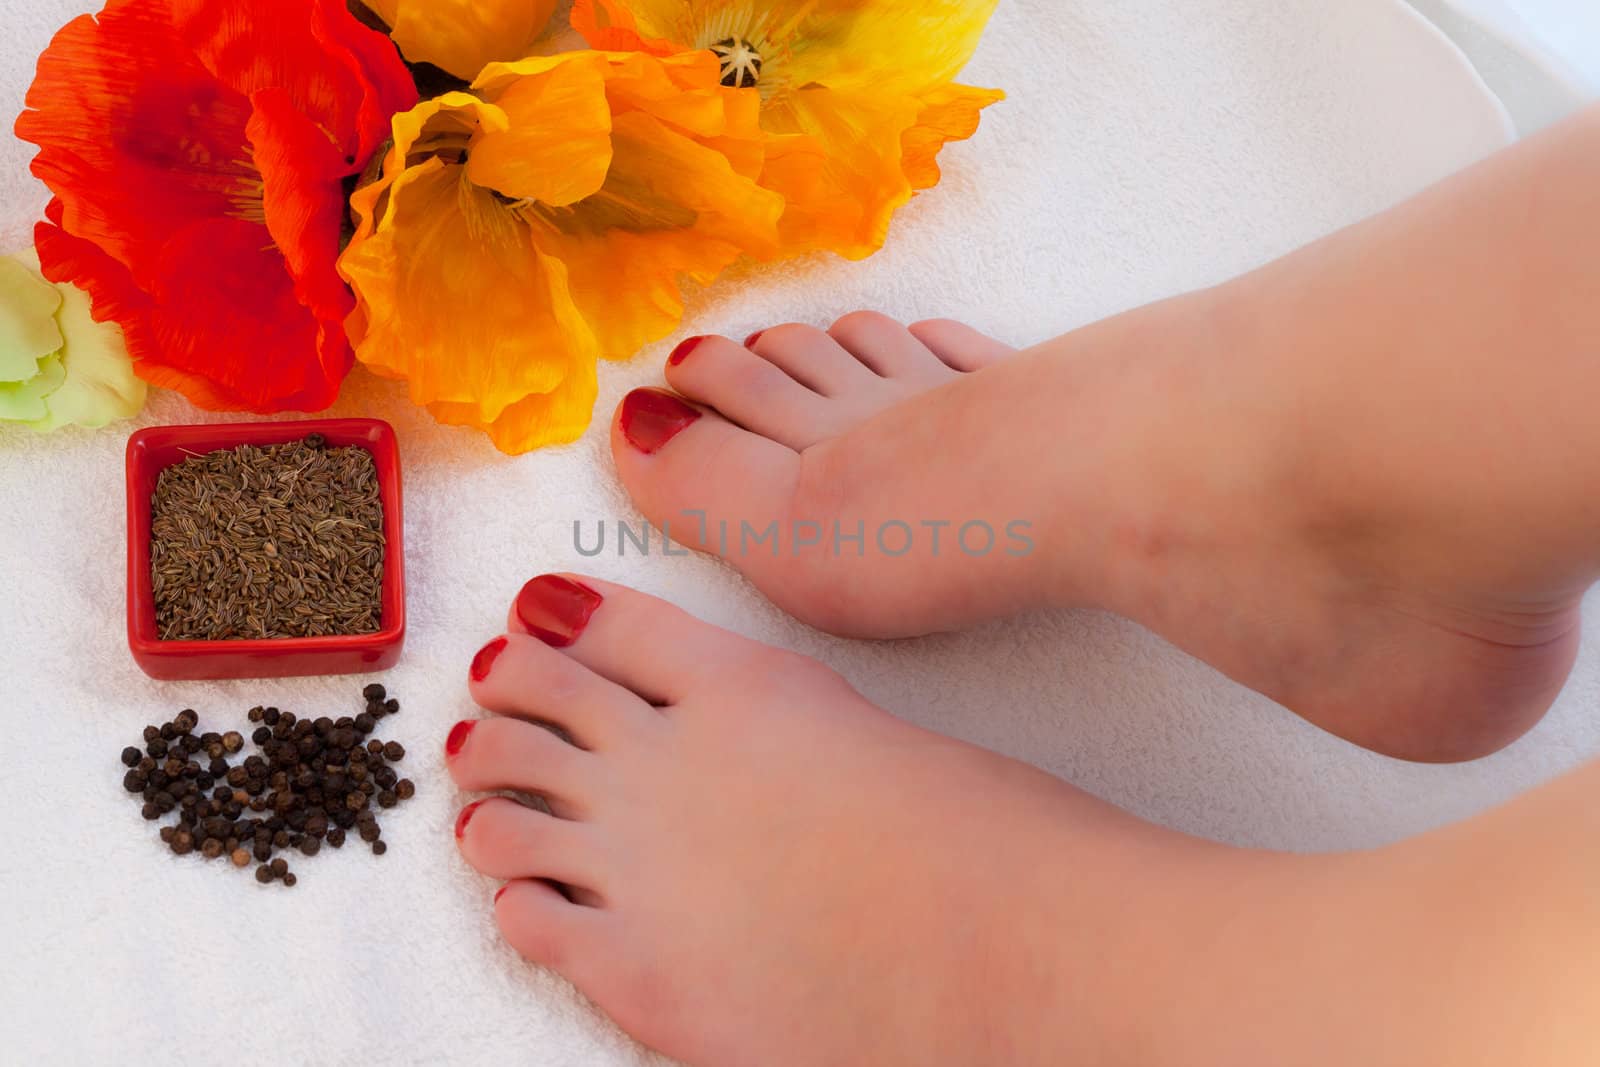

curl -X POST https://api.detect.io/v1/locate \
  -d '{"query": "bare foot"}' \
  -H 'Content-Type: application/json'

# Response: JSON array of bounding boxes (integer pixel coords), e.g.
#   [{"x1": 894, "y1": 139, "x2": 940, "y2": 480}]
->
[
  {"x1": 448, "y1": 574, "x2": 1600, "y2": 1065},
  {"x1": 608, "y1": 303, "x2": 1584, "y2": 762}
]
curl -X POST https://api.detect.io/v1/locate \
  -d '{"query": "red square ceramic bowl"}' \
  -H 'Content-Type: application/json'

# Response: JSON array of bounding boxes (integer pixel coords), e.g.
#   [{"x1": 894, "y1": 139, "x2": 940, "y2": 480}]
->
[{"x1": 126, "y1": 419, "x2": 406, "y2": 681}]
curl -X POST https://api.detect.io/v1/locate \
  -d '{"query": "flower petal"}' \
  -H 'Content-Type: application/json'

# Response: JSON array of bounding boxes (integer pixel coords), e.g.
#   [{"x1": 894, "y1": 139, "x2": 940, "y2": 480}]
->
[
  {"x1": 760, "y1": 86, "x2": 922, "y2": 260},
  {"x1": 248, "y1": 86, "x2": 357, "y2": 327},
  {"x1": 569, "y1": 0, "x2": 680, "y2": 55},
  {"x1": 425, "y1": 352, "x2": 598, "y2": 453},
  {"x1": 0, "y1": 353, "x2": 66, "y2": 423},
  {"x1": 781, "y1": 0, "x2": 1000, "y2": 95},
  {"x1": 0, "y1": 251, "x2": 64, "y2": 382},
  {"x1": 380, "y1": 0, "x2": 559, "y2": 81},
  {"x1": 467, "y1": 53, "x2": 614, "y2": 206},
  {"x1": 901, "y1": 83, "x2": 1004, "y2": 191}
]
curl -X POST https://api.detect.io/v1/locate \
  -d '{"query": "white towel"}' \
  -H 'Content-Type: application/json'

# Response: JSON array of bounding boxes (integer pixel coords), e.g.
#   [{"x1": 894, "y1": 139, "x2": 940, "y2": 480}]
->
[{"x1": 2, "y1": 2, "x2": 1595, "y2": 1064}]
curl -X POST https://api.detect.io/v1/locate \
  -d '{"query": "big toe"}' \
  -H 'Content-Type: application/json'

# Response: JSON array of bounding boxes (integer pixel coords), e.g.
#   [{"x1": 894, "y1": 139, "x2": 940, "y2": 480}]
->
[{"x1": 610, "y1": 387, "x2": 823, "y2": 600}]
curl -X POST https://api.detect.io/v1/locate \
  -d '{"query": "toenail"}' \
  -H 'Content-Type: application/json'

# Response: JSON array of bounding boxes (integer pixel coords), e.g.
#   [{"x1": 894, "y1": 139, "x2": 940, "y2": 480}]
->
[
  {"x1": 743, "y1": 330, "x2": 765, "y2": 348},
  {"x1": 445, "y1": 720, "x2": 476, "y2": 758},
  {"x1": 515, "y1": 575, "x2": 604, "y2": 648},
  {"x1": 619, "y1": 388, "x2": 701, "y2": 455},
  {"x1": 469, "y1": 636, "x2": 508, "y2": 682},
  {"x1": 455, "y1": 800, "x2": 484, "y2": 839},
  {"x1": 667, "y1": 335, "x2": 706, "y2": 367}
]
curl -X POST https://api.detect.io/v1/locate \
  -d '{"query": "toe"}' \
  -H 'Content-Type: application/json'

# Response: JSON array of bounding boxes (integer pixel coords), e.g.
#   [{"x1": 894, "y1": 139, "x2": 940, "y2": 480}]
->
[
  {"x1": 612, "y1": 387, "x2": 802, "y2": 556},
  {"x1": 446, "y1": 714, "x2": 596, "y2": 812},
  {"x1": 829, "y1": 311, "x2": 955, "y2": 385},
  {"x1": 494, "y1": 879, "x2": 607, "y2": 975},
  {"x1": 468, "y1": 632, "x2": 655, "y2": 751},
  {"x1": 456, "y1": 797, "x2": 604, "y2": 887},
  {"x1": 746, "y1": 323, "x2": 883, "y2": 397},
  {"x1": 509, "y1": 574, "x2": 754, "y2": 706},
  {"x1": 665, "y1": 334, "x2": 844, "y2": 450},
  {"x1": 909, "y1": 319, "x2": 1017, "y2": 371}
]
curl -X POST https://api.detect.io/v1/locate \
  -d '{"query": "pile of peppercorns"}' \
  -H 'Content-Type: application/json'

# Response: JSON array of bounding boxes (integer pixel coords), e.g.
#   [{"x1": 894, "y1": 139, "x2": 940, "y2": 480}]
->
[{"x1": 118, "y1": 683, "x2": 416, "y2": 887}]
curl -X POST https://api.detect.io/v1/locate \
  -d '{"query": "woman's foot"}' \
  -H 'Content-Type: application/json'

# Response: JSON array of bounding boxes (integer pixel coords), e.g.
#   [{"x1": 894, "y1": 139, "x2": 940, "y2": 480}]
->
[
  {"x1": 609, "y1": 304, "x2": 1583, "y2": 763},
  {"x1": 449, "y1": 575, "x2": 1600, "y2": 1066}
]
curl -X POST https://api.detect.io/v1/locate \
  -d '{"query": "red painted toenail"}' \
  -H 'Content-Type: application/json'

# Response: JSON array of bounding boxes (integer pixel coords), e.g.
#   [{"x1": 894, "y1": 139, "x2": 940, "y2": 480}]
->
[
  {"x1": 743, "y1": 330, "x2": 765, "y2": 348},
  {"x1": 455, "y1": 800, "x2": 484, "y2": 839},
  {"x1": 619, "y1": 388, "x2": 701, "y2": 455},
  {"x1": 494, "y1": 884, "x2": 510, "y2": 904},
  {"x1": 469, "y1": 636, "x2": 508, "y2": 682},
  {"x1": 667, "y1": 335, "x2": 706, "y2": 367},
  {"x1": 446, "y1": 720, "x2": 476, "y2": 758},
  {"x1": 515, "y1": 575, "x2": 604, "y2": 648}
]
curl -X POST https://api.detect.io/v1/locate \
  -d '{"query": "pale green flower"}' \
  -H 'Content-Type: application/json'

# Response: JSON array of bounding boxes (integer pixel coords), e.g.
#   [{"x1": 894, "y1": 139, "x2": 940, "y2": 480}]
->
[{"x1": 0, "y1": 247, "x2": 145, "y2": 429}]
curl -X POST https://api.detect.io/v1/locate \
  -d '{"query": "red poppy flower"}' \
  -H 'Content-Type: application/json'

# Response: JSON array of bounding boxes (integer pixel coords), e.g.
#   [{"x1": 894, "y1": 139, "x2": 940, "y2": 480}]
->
[{"x1": 15, "y1": 0, "x2": 416, "y2": 412}]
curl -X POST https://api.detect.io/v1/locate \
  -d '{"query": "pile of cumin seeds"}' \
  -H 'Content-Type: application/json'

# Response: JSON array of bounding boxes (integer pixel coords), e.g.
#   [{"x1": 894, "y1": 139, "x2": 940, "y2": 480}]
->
[{"x1": 150, "y1": 436, "x2": 386, "y2": 641}]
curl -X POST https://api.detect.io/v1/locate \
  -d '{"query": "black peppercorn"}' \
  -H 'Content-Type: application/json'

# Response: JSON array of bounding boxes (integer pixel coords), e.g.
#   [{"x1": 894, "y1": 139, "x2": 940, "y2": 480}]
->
[
  {"x1": 175, "y1": 709, "x2": 199, "y2": 733},
  {"x1": 383, "y1": 698, "x2": 399, "y2": 715},
  {"x1": 256, "y1": 865, "x2": 275, "y2": 884},
  {"x1": 201, "y1": 838, "x2": 224, "y2": 860},
  {"x1": 362, "y1": 683, "x2": 386, "y2": 703},
  {"x1": 146, "y1": 737, "x2": 168, "y2": 758},
  {"x1": 141, "y1": 801, "x2": 161, "y2": 820},
  {"x1": 171, "y1": 831, "x2": 194, "y2": 856},
  {"x1": 326, "y1": 827, "x2": 345, "y2": 848},
  {"x1": 382, "y1": 741, "x2": 405, "y2": 762},
  {"x1": 248, "y1": 706, "x2": 264, "y2": 723},
  {"x1": 358, "y1": 822, "x2": 380, "y2": 843},
  {"x1": 143, "y1": 725, "x2": 160, "y2": 743},
  {"x1": 222, "y1": 731, "x2": 244, "y2": 754},
  {"x1": 371, "y1": 840, "x2": 387, "y2": 856},
  {"x1": 282, "y1": 872, "x2": 297, "y2": 887},
  {"x1": 120, "y1": 746, "x2": 142, "y2": 768},
  {"x1": 396, "y1": 779, "x2": 415, "y2": 800},
  {"x1": 123, "y1": 769, "x2": 148, "y2": 793}
]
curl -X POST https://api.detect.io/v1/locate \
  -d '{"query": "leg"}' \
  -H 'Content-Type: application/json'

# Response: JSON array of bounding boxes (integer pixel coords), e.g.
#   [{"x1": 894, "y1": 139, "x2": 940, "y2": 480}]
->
[
  {"x1": 610, "y1": 104, "x2": 1600, "y2": 761},
  {"x1": 450, "y1": 576, "x2": 1600, "y2": 1066}
]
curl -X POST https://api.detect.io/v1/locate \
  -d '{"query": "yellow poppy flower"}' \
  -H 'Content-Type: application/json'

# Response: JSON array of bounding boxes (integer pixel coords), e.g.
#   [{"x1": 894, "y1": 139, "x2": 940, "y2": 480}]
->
[
  {"x1": 572, "y1": 0, "x2": 1004, "y2": 259},
  {"x1": 361, "y1": 0, "x2": 560, "y2": 81},
  {"x1": 337, "y1": 50, "x2": 784, "y2": 453}
]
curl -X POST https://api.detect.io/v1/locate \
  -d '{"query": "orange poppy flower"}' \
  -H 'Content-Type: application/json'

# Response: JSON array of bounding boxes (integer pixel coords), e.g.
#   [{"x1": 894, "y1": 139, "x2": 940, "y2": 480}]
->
[
  {"x1": 571, "y1": 0, "x2": 1004, "y2": 259},
  {"x1": 14, "y1": 0, "x2": 416, "y2": 413},
  {"x1": 338, "y1": 50, "x2": 783, "y2": 454}
]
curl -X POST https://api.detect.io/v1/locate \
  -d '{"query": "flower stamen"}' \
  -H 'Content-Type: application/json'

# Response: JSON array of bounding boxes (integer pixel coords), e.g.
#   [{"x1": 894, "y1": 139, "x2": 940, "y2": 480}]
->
[{"x1": 711, "y1": 37, "x2": 762, "y2": 88}]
